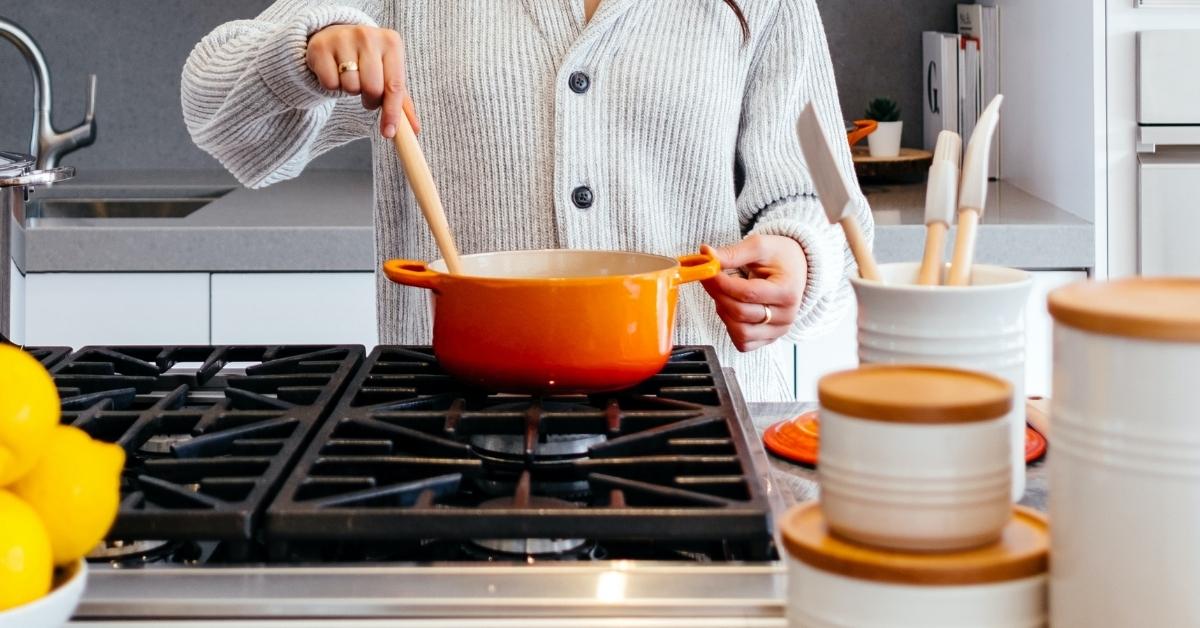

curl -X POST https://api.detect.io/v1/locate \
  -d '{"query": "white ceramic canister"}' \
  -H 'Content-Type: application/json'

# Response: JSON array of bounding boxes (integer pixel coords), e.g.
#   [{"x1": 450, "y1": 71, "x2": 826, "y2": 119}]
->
[
  {"x1": 851, "y1": 262, "x2": 1032, "y2": 501},
  {"x1": 1048, "y1": 278, "x2": 1200, "y2": 627},
  {"x1": 818, "y1": 365, "x2": 1014, "y2": 551},
  {"x1": 783, "y1": 501, "x2": 1048, "y2": 628}
]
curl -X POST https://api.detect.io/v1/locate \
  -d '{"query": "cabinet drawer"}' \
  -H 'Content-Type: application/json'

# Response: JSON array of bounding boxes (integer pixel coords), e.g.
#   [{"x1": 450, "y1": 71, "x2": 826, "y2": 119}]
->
[
  {"x1": 25, "y1": 273, "x2": 209, "y2": 347},
  {"x1": 211, "y1": 273, "x2": 377, "y2": 347}
]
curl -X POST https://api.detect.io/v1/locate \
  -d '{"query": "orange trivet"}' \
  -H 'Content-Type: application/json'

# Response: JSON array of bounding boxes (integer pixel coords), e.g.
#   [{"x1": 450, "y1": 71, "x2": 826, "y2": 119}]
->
[
  {"x1": 762, "y1": 410, "x2": 821, "y2": 467},
  {"x1": 764, "y1": 406, "x2": 1049, "y2": 467}
]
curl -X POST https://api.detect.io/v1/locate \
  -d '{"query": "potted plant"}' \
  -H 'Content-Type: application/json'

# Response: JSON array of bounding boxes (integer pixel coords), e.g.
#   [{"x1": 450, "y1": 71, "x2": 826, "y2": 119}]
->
[{"x1": 865, "y1": 97, "x2": 902, "y2": 158}]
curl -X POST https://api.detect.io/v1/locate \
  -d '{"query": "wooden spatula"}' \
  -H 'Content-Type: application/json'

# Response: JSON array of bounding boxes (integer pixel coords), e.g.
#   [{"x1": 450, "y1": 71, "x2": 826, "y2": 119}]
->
[
  {"x1": 917, "y1": 130, "x2": 962, "y2": 285},
  {"x1": 797, "y1": 103, "x2": 880, "y2": 281},
  {"x1": 392, "y1": 113, "x2": 463, "y2": 274},
  {"x1": 946, "y1": 95, "x2": 1004, "y2": 286}
]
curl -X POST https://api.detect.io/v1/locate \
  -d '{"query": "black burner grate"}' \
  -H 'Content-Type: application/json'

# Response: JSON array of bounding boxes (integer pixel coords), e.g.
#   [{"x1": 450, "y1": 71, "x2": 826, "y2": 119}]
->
[
  {"x1": 50, "y1": 345, "x2": 363, "y2": 541},
  {"x1": 23, "y1": 345, "x2": 72, "y2": 369},
  {"x1": 267, "y1": 346, "x2": 773, "y2": 557}
]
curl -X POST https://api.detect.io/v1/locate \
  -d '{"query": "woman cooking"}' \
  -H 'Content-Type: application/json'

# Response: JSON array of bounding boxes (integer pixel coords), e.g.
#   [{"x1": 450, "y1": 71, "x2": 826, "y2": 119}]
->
[{"x1": 181, "y1": 0, "x2": 873, "y2": 401}]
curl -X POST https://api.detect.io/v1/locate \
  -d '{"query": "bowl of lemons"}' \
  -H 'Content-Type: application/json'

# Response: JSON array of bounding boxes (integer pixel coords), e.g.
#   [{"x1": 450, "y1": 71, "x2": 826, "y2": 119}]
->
[{"x1": 0, "y1": 344, "x2": 124, "y2": 627}]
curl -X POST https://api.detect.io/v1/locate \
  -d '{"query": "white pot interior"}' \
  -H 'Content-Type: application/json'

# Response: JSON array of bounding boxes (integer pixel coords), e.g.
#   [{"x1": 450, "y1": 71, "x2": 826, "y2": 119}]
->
[{"x1": 427, "y1": 249, "x2": 678, "y2": 279}]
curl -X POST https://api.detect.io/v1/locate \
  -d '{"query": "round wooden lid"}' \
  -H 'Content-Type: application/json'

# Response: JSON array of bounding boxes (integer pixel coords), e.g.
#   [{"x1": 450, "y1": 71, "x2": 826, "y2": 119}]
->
[
  {"x1": 817, "y1": 365, "x2": 1012, "y2": 424},
  {"x1": 1048, "y1": 278, "x2": 1200, "y2": 342},
  {"x1": 781, "y1": 501, "x2": 1048, "y2": 586}
]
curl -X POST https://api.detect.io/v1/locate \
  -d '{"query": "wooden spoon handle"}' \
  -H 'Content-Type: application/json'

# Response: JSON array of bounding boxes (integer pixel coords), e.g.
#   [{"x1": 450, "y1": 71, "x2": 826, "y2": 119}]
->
[
  {"x1": 392, "y1": 115, "x2": 463, "y2": 275},
  {"x1": 946, "y1": 209, "x2": 980, "y2": 286},
  {"x1": 917, "y1": 222, "x2": 948, "y2": 286},
  {"x1": 840, "y1": 217, "x2": 880, "y2": 281}
]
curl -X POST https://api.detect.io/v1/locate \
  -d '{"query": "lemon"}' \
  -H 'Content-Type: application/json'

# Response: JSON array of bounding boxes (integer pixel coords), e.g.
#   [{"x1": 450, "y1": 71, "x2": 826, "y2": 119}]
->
[
  {"x1": 0, "y1": 489, "x2": 52, "y2": 610},
  {"x1": 0, "y1": 344, "x2": 60, "y2": 485},
  {"x1": 12, "y1": 425, "x2": 124, "y2": 565}
]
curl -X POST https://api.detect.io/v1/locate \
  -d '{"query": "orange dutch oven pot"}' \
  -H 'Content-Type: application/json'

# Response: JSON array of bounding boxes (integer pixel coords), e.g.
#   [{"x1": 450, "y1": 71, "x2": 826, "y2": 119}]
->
[{"x1": 382, "y1": 249, "x2": 721, "y2": 393}]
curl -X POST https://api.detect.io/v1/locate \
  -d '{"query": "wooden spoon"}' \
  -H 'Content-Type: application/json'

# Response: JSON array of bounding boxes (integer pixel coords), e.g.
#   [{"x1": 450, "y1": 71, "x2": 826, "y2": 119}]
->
[{"x1": 392, "y1": 113, "x2": 463, "y2": 274}]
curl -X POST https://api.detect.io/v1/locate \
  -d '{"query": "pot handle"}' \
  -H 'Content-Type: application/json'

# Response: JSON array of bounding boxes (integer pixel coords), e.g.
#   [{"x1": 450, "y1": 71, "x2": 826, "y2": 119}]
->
[
  {"x1": 846, "y1": 119, "x2": 878, "y2": 148},
  {"x1": 675, "y1": 251, "x2": 722, "y2": 285},
  {"x1": 382, "y1": 259, "x2": 440, "y2": 290}
]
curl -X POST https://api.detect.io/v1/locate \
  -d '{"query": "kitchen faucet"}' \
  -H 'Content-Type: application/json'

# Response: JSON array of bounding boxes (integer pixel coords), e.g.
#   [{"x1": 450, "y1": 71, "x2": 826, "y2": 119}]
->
[{"x1": 0, "y1": 17, "x2": 97, "y2": 170}]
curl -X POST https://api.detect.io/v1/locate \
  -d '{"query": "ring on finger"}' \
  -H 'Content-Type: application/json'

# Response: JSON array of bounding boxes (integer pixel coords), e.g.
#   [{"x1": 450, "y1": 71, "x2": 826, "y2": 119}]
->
[
  {"x1": 338, "y1": 60, "x2": 359, "y2": 74},
  {"x1": 757, "y1": 304, "x2": 772, "y2": 325}
]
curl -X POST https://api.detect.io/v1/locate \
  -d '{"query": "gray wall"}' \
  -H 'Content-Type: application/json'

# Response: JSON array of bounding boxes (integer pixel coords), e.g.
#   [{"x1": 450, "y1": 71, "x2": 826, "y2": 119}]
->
[{"x1": 0, "y1": 1, "x2": 958, "y2": 172}]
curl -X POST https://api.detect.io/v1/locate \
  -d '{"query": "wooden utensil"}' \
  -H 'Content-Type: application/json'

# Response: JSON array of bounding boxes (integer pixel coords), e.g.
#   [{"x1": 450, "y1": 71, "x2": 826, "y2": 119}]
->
[
  {"x1": 392, "y1": 114, "x2": 463, "y2": 274},
  {"x1": 917, "y1": 131, "x2": 962, "y2": 285},
  {"x1": 797, "y1": 104, "x2": 881, "y2": 281},
  {"x1": 947, "y1": 95, "x2": 1004, "y2": 286}
]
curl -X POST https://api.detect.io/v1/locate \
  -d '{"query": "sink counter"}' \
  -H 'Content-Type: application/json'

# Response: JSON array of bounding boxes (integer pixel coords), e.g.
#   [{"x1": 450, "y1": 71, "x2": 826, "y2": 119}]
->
[
  {"x1": 21, "y1": 170, "x2": 373, "y2": 272},
  {"x1": 20, "y1": 170, "x2": 1093, "y2": 273}
]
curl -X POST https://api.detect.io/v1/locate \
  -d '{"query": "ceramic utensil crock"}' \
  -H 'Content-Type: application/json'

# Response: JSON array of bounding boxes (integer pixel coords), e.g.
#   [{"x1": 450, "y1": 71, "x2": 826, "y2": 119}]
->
[{"x1": 851, "y1": 262, "x2": 1032, "y2": 501}]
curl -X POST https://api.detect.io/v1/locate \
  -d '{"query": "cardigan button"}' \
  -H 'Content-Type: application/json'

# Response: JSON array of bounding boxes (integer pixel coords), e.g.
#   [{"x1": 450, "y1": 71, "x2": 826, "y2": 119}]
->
[
  {"x1": 571, "y1": 186, "x2": 594, "y2": 209},
  {"x1": 568, "y1": 71, "x2": 591, "y2": 94}
]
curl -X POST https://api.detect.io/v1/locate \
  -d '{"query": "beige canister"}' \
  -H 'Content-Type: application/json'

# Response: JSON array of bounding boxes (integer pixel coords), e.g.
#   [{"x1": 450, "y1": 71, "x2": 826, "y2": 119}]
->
[
  {"x1": 818, "y1": 365, "x2": 1014, "y2": 551},
  {"x1": 1048, "y1": 278, "x2": 1200, "y2": 627},
  {"x1": 782, "y1": 501, "x2": 1048, "y2": 628}
]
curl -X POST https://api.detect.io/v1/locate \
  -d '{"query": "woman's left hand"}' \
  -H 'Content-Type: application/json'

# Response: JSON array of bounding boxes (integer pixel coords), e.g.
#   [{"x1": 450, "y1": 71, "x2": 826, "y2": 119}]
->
[{"x1": 701, "y1": 236, "x2": 807, "y2": 352}]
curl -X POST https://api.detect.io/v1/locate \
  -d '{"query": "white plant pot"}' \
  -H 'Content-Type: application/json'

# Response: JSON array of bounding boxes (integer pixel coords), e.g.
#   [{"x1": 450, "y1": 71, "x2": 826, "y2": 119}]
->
[
  {"x1": 867, "y1": 120, "x2": 903, "y2": 158},
  {"x1": 851, "y1": 263, "x2": 1033, "y2": 501}
]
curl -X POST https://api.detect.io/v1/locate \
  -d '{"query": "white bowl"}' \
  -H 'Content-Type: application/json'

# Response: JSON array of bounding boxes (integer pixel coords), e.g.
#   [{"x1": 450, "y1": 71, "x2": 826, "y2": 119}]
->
[
  {"x1": 851, "y1": 262, "x2": 1032, "y2": 502},
  {"x1": 817, "y1": 365, "x2": 1014, "y2": 552},
  {"x1": 0, "y1": 560, "x2": 87, "y2": 628}
]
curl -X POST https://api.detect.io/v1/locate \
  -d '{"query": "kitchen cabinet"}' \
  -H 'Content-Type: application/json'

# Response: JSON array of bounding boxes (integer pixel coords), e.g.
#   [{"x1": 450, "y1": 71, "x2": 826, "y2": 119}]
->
[
  {"x1": 792, "y1": 270, "x2": 1088, "y2": 401},
  {"x1": 1139, "y1": 153, "x2": 1200, "y2": 274},
  {"x1": 210, "y1": 273, "x2": 378, "y2": 347},
  {"x1": 8, "y1": 260, "x2": 23, "y2": 343},
  {"x1": 24, "y1": 273, "x2": 209, "y2": 347}
]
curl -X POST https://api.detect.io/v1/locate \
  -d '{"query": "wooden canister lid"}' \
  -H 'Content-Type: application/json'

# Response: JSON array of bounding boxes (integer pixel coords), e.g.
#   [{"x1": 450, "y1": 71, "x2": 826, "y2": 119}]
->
[
  {"x1": 1048, "y1": 278, "x2": 1200, "y2": 342},
  {"x1": 817, "y1": 365, "x2": 1013, "y2": 424},
  {"x1": 781, "y1": 501, "x2": 1048, "y2": 586}
]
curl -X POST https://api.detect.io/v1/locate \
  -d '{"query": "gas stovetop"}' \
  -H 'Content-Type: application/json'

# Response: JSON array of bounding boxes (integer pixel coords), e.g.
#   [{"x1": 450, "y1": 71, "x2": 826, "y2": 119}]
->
[{"x1": 28, "y1": 344, "x2": 786, "y2": 622}]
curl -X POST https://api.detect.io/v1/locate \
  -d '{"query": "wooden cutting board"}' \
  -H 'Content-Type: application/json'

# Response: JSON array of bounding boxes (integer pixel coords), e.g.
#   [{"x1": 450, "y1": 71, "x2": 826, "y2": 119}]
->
[{"x1": 852, "y1": 147, "x2": 933, "y2": 182}]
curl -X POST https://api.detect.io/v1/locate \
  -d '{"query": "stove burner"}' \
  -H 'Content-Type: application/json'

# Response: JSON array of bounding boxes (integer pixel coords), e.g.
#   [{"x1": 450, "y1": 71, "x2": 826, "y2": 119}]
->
[
  {"x1": 49, "y1": 345, "x2": 364, "y2": 542},
  {"x1": 87, "y1": 539, "x2": 177, "y2": 565},
  {"x1": 471, "y1": 496, "x2": 589, "y2": 557},
  {"x1": 139, "y1": 432, "x2": 194, "y2": 455},
  {"x1": 261, "y1": 346, "x2": 776, "y2": 562},
  {"x1": 469, "y1": 537, "x2": 591, "y2": 558},
  {"x1": 469, "y1": 432, "x2": 607, "y2": 462}
]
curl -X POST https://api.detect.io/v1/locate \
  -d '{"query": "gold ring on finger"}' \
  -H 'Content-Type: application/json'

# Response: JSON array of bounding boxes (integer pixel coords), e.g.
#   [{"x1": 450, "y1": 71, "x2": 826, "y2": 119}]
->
[
  {"x1": 338, "y1": 60, "x2": 359, "y2": 74},
  {"x1": 758, "y1": 304, "x2": 772, "y2": 325}
]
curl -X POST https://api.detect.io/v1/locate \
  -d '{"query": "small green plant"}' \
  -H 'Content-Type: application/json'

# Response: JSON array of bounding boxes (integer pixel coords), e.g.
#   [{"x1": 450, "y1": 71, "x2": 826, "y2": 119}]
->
[{"x1": 865, "y1": 98, "x2": 901, "y2": 123}]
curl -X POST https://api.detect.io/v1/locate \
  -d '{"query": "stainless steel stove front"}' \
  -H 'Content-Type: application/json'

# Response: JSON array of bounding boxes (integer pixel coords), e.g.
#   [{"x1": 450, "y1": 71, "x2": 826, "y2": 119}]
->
[
  {"x1": 79, "y1": 563, "x2": 785, "y2": 621},
  {"x1": 73, "y1": 371, "x2": 790, "y2": 624}
]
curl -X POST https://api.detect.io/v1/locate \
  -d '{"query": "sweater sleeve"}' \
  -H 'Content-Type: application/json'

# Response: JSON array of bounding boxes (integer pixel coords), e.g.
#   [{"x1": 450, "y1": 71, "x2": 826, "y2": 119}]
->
[
  {"x1": 735, "y1": 0, "x2": 874, "y2": 342},
  {"x1": 181, "y1": 0, "x2": 386, "y2": 188}
]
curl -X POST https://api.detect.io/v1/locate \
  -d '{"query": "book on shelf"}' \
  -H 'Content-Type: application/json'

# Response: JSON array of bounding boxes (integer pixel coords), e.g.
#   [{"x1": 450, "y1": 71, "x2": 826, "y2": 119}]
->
[
  {"x1": 922, "y1": 31, "x2": 961, "y2": 152},
  {"x1": 958, "y1": 2, "x2": 1000, "y2": 178}
]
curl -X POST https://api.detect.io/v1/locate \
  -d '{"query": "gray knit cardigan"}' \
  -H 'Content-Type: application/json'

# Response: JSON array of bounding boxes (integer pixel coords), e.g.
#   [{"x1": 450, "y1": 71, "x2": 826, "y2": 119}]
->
[{"x1": 181, "y1": 0, "x2": 874, "y2": 401}]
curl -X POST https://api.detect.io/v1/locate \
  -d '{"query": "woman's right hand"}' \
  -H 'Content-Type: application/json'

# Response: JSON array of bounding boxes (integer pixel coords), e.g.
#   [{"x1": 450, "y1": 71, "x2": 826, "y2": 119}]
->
[{"x1": 306, "y1": 24, "x2": 419, "y2": 138}]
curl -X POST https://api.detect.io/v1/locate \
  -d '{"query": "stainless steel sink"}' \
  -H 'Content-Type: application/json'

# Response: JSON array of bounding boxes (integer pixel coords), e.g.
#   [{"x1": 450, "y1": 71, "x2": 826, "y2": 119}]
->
[{"x1": 23, "y1": 191, "x2": 230, "y2": 224}]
